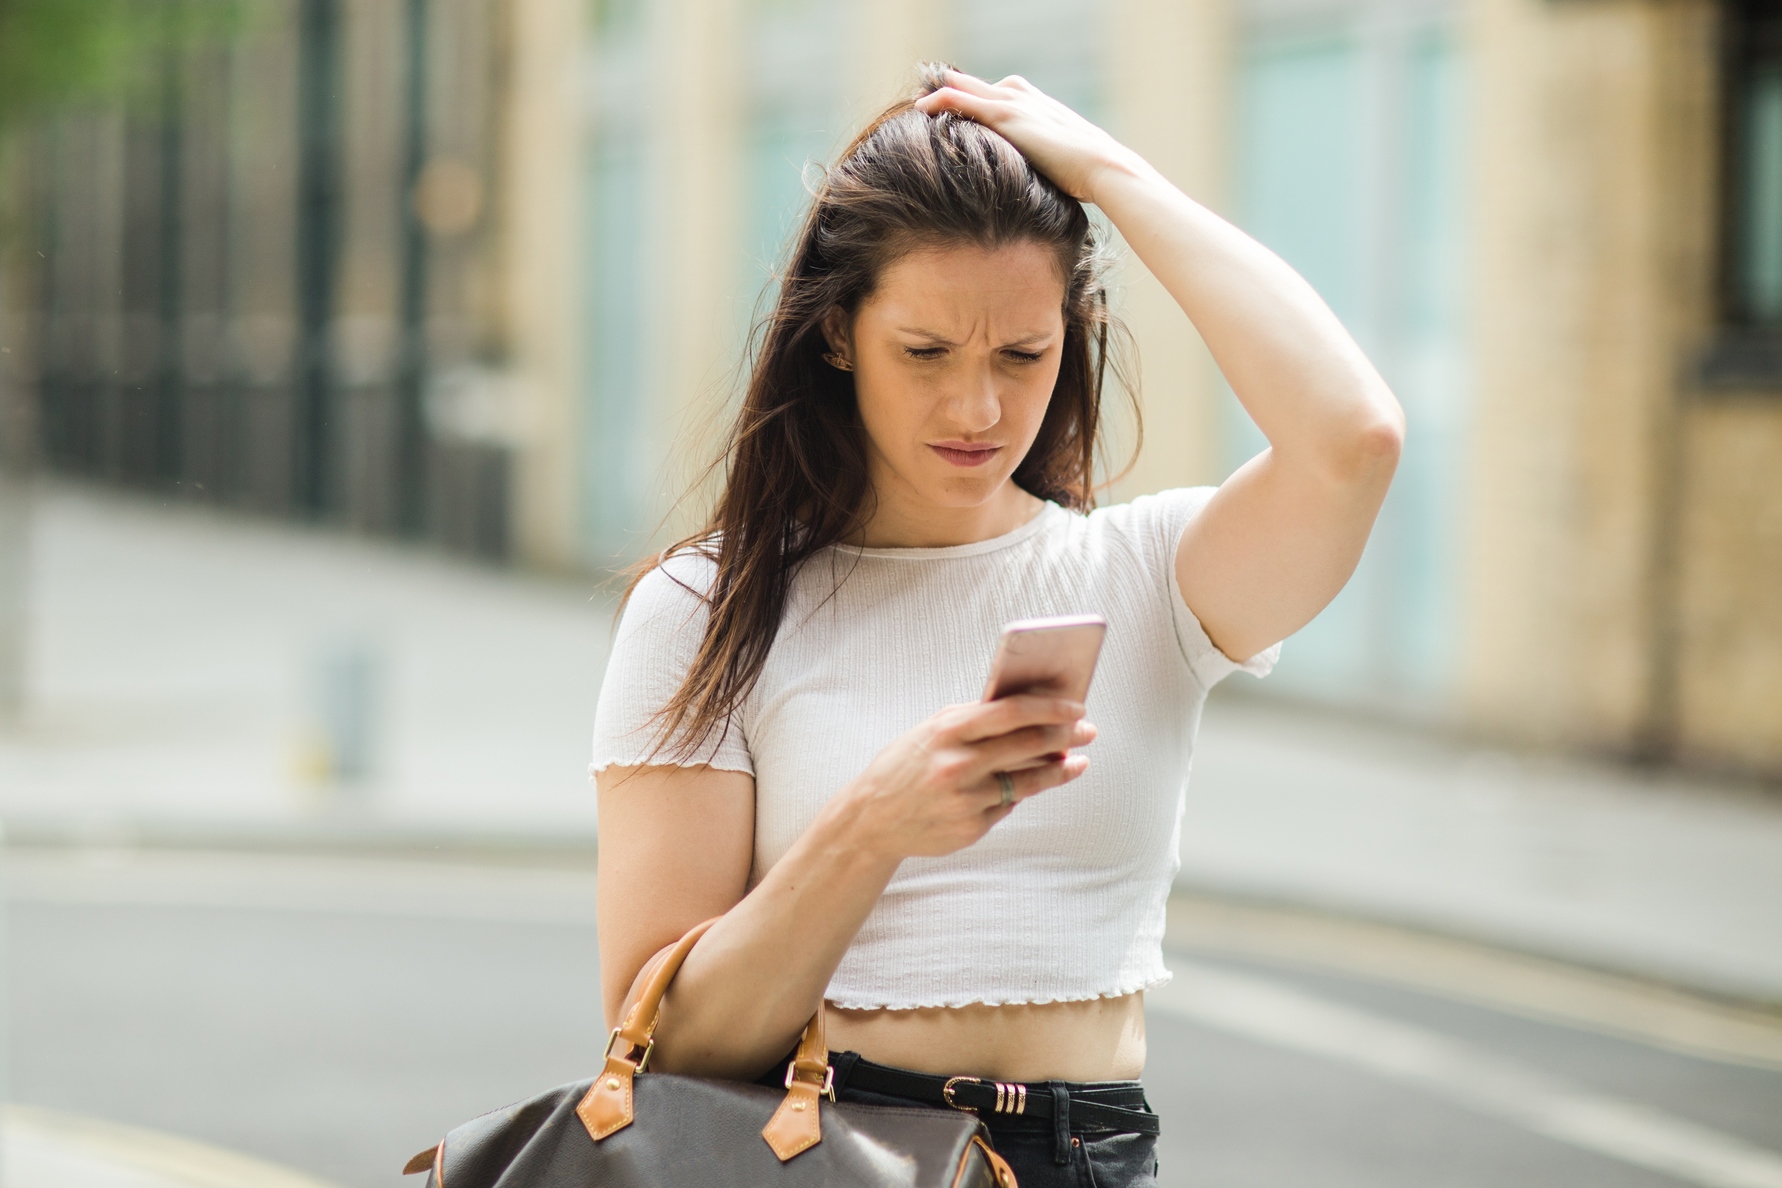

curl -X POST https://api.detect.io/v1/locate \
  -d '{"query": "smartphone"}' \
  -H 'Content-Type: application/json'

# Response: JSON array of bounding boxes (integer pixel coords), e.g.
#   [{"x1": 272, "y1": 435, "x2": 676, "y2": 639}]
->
[{"x1": 982, "y1": 614, "x2": 1108, "y2": 703}]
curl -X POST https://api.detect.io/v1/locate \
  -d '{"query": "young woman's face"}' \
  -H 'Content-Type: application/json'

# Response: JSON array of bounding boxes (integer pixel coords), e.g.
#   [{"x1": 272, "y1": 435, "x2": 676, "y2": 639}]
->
[{"x1": 831, "y1": 241, "x2": 1067, "y2": 516}]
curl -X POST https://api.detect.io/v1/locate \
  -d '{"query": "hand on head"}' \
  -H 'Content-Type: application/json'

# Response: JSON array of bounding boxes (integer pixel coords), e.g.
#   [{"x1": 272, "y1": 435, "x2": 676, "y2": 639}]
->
[{"x1": 913, "y1": 69, "x2": 1138, "y2": 205}]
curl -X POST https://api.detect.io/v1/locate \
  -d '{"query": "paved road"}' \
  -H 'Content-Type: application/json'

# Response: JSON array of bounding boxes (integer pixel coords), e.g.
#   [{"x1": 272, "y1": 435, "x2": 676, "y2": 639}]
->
[{"x1": 8, "y1": 850, "x2": 1780, "y2": 1188}]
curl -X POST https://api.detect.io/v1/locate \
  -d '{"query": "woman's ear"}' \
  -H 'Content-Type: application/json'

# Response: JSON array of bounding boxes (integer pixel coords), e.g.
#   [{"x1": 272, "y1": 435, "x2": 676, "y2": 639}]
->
[{"x1": 819, "y1": 307, "x2": 852, "y2": 358}]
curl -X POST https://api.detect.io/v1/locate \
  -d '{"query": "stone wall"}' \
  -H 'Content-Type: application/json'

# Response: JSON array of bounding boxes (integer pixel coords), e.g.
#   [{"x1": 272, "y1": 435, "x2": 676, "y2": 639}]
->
[
  {"x1": 1675, "y1": 399, "x2": 1782, "y2": 772},
  {"x1": 1461, "y1": 0, "x2": 1721, "y2": 756}
]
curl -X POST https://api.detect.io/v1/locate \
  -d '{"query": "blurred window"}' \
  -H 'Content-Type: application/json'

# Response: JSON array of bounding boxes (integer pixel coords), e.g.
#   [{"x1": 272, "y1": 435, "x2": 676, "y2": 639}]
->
[
  {"x1": 1229, "y1": 25, "x2": 1468, "y2": 711},
  {"x1": 1729, "y1": 0, "x2": 1782, "y2": 324}
]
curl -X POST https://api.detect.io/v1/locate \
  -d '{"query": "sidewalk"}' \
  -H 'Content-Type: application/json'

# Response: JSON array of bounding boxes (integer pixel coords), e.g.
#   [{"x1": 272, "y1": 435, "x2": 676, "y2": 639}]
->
[
  {"x1": 0, "y1": 484, "x2": 608, "y2": 845},
  {"x1": 1183, "y1": 697, "x2": 1782, "y2": 1004},
  {"x1": 3, "y1": 482, "x2": 1779, "y2": 1005},
  {"x1": 3, "y1": 1105, "x2": 340, "y2": 1188}
]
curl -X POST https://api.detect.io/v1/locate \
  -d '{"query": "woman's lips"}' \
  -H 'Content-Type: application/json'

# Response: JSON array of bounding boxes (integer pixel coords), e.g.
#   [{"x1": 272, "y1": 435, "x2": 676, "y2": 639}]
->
[{"x1": 929, "y1": 442, "x2": 1001, "y2": 467}]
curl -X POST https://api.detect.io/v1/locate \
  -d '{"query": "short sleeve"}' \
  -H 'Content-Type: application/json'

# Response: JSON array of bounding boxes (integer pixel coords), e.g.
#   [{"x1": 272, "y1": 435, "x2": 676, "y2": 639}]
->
[
  {"x1": 589, "y1": 552, "x2": 755, "y2": 779},
  {"x1": 1113, "y1": 487, "x2": 1281, "y2": 693}
]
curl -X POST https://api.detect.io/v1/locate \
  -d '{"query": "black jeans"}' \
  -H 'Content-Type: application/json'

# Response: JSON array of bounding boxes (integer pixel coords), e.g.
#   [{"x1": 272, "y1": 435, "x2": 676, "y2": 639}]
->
[{"x1": 829, "y1": 1053, "x2": 1160, "y2": 1188}]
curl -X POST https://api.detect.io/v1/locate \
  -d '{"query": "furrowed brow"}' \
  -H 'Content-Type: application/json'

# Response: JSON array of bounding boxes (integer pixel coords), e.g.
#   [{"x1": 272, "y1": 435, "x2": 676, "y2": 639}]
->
[{"x1": 893, "y1": 327, "x2": 959, "y2": 344}]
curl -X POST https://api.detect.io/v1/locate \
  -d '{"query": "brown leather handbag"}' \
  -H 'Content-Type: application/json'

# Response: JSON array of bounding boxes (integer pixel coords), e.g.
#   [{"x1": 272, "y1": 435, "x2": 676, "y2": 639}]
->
[{"x1": 403, "y1": 919, "x2": 1018, "y2": 1187}]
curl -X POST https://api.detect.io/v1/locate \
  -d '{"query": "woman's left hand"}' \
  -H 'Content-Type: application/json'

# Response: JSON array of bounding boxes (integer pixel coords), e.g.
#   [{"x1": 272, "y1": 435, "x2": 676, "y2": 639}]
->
[{"x1": 914, "y1": 70, "x2": 1137, "y2": 204}]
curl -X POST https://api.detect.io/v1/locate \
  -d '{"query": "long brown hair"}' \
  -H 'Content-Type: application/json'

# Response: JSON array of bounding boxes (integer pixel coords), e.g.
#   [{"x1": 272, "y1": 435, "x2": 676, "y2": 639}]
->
[{"x1": 634, "y1": 65, "x2": 1137, "y2": 760}]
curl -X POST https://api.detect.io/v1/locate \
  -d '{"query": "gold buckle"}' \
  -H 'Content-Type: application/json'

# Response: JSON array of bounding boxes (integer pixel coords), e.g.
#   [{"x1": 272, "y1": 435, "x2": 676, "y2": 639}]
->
[
  {"x1": 604, "y1": 1028, "x2": 654, "y2": 1073},
  {"x1": 942, "y1": 1076, "x2": 981, "y2": 1111},
  {"x1": 784, "y1": 1061, "x2": 836, "y2": 1101},
  {"x1": 945, "y1": 1077, "x2": 1026, "y2": 1115}
]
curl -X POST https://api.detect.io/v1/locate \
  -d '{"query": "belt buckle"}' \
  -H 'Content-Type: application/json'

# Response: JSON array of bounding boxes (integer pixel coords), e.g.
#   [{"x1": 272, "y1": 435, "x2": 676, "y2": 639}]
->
[
  {"x1": 942, "y1": 1076, "x2": 980, "y2": 1111},
  {"x1": 943, "y1": 1076, "x2": 1028, "y2": 1116}
]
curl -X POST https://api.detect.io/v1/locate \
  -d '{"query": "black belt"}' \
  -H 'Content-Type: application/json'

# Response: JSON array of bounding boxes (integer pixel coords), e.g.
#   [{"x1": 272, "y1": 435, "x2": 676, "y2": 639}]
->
[{"x1": 832, "y1": 1053, "x2": 1161, "y2": 1136}]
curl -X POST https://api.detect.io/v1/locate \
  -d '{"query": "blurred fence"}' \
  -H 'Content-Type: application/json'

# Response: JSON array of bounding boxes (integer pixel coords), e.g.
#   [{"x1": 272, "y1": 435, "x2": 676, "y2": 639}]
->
[{"x1": 18, "y1": 0, "x2": 511, "y2": 558}]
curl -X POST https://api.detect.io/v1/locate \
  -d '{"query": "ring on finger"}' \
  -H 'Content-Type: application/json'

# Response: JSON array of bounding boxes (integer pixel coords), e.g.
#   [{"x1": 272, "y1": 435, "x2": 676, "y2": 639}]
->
[{"x1": 996, "y1": 771, "x2": 1016, "y2": 808}]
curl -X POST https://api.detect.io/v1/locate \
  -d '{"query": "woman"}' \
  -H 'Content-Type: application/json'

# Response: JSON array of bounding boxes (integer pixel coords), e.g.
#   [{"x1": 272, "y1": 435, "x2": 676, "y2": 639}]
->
[{"x1": 591, "y1": 66, "x2": 1402, "y2": 1188}]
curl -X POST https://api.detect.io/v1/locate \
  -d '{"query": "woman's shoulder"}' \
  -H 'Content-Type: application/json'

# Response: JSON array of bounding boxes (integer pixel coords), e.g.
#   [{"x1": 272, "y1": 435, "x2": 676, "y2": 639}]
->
[
  {"x1": 625, "y1": 546, "x2": 721, "y2": 617},
  {"x1": 1080, "y1": 486, "x2": 1217, "y2": 552}
]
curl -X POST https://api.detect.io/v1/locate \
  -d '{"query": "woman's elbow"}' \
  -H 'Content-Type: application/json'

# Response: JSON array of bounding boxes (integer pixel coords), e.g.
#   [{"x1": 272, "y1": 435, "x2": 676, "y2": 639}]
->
[
  {"x1": 1329, "y1": 400, "x2": 1404, "y2": 486},
  {"x1": 1359, "y1": 412, "x2": 1405, "y2": 466}
]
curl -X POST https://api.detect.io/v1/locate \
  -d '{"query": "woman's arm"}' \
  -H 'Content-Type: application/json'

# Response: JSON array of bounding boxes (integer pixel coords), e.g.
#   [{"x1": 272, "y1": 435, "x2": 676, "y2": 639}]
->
[
  {"x1": 919, "y1": 73, "x2": 1404, "y2": 661},
  {"x1": 596, "y1": 761, "x2": 895, "y2": 1074},
  {"x1": 596, "y1": 694, "x2": 1095, "y2": 1080}
]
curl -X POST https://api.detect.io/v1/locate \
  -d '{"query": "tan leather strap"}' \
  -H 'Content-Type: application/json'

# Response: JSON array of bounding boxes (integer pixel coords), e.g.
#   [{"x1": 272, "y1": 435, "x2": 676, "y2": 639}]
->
[
  {"x1": 401, "y1": 1144, "x2": 438, "y2": 1176},
  {"x1": 575, "y1": 917, "x2": 835, "y2": 1163},
  {"x1": 962, "y1": 1135, "x2": 1018, "y2": 1188},
  {"x1": 761, "y1": 1001, "x2": 830, "y2": 1160},
  {"x1": 576, "y1": 917, "x2": 720, "y2": 1141}
]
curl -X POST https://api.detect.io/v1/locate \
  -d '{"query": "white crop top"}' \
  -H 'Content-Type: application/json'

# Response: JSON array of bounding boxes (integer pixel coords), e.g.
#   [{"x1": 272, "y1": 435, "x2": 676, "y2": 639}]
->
[{"x1": 590, "y1": 487, "x2": 1278, "y2": 1009}]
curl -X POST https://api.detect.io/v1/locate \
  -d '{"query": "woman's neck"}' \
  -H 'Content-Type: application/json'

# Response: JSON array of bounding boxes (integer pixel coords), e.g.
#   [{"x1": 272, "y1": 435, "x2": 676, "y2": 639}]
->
[{"x1": 857, "y1": 481, "x2": 1046, "y2": 549}]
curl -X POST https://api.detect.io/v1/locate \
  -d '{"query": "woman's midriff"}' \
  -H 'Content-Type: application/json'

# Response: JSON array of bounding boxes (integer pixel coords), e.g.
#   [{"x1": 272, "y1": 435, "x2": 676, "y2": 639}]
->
[{"x1": 826, "y1": 992, "x2": 1148, "y2": 1083}]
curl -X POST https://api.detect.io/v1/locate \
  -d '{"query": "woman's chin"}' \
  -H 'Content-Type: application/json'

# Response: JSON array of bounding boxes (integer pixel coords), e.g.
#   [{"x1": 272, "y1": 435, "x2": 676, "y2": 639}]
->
[
  {"x1": 881, "y1": 455, "x2": 1021, "y2": 512},
  {"x1": 919, "y1": 472, "x2": 1010, "y2": 508}
]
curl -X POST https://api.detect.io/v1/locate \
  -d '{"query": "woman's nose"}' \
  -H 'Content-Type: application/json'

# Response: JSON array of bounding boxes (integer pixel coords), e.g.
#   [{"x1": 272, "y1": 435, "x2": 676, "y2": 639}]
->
[{"x1": 946, "y1": 364, "x2": 1001, "y2": 432}]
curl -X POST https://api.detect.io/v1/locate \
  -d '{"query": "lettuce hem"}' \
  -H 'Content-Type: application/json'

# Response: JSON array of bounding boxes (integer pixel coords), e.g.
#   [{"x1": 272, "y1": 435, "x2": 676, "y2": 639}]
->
[{"x1": 823, "y1": 970, "x2": 1173, "y2": 1013}]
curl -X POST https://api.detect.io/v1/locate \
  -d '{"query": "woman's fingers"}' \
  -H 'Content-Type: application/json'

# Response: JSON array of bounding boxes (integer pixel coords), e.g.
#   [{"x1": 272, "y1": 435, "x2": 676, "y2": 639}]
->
[
  {"x1": 949, "y1": 694, "x2": 1085, "y2": 743},
  {"x1": 964, "y1": 719, "x2": 1096, "y2": 779},
  {"x1": 943, "y1": 70, "x2": 1037, "y2": 100},
  {"x1": 976, "y1": 753, "x2": 1090, "y2": 814},
  {"x1": 914, "y1": 86, "x2": 1006, "y2": 126},
  {"x1": 936, "y1": 69, "x2": 1001, "y2": 96}
]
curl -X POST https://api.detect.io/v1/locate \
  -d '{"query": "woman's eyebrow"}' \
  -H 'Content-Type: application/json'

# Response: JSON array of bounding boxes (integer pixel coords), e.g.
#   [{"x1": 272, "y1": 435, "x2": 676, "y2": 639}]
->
[{"x1": 891, "y1": 328, "x2": 1058, "y2": 346}]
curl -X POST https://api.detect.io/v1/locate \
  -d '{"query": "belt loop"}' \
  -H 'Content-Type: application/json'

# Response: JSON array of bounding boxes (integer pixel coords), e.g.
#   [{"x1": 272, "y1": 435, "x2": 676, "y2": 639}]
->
[
  {"x1": 828, "y1": 1050, "x2": 861, "y2": 1097},
  {"x1": 1049, "y1": 1083, "x2": 1072, "y2": 1165}
]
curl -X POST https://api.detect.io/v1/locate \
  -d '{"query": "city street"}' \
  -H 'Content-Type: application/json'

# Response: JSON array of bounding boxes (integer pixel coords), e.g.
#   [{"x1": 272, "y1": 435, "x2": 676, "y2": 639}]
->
[
  {"x1": 9, "y1": 848, "x2": 1779, "y2": 1188},
  {"x1": 10, "y1": 0, "x2": 1782, "y2": 1181}
]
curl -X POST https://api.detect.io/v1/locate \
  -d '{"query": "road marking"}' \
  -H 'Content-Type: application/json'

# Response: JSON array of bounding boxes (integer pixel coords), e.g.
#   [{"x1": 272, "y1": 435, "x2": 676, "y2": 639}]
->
[
  {"x1": 3, "y1": 1103, "x2": 342, "y2": 1188},
  {"x1": 1152, "y1": 960, "x2": 1782, "y2": 1188},
  {"x1": 1167, "y1": 891, "x2": 1782, "y2": 1072}
]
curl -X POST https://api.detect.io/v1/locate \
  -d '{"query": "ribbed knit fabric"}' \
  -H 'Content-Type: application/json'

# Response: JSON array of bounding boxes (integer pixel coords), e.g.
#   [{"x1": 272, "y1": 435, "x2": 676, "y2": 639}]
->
[{"x1": 590, "y1": 487, "x2": 1277, "y2": 1009}]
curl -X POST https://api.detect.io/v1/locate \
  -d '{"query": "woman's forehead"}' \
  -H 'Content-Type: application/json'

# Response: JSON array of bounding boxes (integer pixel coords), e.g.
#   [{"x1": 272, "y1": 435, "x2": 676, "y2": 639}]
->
[{"x1": 864, "y1": 242, "x2": 1066, "y2": 332}]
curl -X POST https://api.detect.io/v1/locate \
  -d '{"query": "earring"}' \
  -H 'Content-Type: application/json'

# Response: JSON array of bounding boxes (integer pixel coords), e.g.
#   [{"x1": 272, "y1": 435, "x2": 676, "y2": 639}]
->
[{"x1": 822, "y1": 351, "x2": 854, "y2": 372}]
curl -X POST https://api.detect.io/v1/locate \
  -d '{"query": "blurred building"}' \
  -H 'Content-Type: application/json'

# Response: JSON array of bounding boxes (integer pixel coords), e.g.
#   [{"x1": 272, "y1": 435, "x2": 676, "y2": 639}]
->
[{"x1": 3, "y1": 0, "x2": 1779, "y2": 776}]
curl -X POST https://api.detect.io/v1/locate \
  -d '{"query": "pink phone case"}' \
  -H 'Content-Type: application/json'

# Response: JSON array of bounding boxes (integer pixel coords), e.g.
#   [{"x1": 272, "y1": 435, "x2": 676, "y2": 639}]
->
[{"x1": 982, "y1": 614, "x2": 1108, "y2": 703}]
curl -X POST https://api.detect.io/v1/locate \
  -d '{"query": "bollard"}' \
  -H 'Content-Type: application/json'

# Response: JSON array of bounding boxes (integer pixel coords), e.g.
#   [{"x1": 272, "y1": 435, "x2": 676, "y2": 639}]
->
[{"x1": 297, "y1": 636, "x2": 381, "y2": 794}]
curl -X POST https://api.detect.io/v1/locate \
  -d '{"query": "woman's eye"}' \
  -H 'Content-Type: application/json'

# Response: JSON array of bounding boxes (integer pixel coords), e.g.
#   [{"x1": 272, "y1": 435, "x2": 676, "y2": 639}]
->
[
  {"x1": 1004, "y1": 350, "x2": 1044, "y2": 364},
  {"x1": 904, "y1": 347, "x2": 947, "y2": 361}
]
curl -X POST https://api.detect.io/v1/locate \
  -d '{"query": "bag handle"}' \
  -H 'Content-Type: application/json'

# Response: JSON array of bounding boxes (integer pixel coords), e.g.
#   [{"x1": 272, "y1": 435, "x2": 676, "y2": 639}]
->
[{"x1": 575, "y1": 917, "x2": 832, "y2": 1163}]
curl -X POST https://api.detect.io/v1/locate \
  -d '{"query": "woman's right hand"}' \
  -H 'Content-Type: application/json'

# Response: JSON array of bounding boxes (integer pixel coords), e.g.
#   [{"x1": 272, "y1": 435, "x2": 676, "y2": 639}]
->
[{"x1": 838, "y1": 695, "x2": 1095, "y2": 859}]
